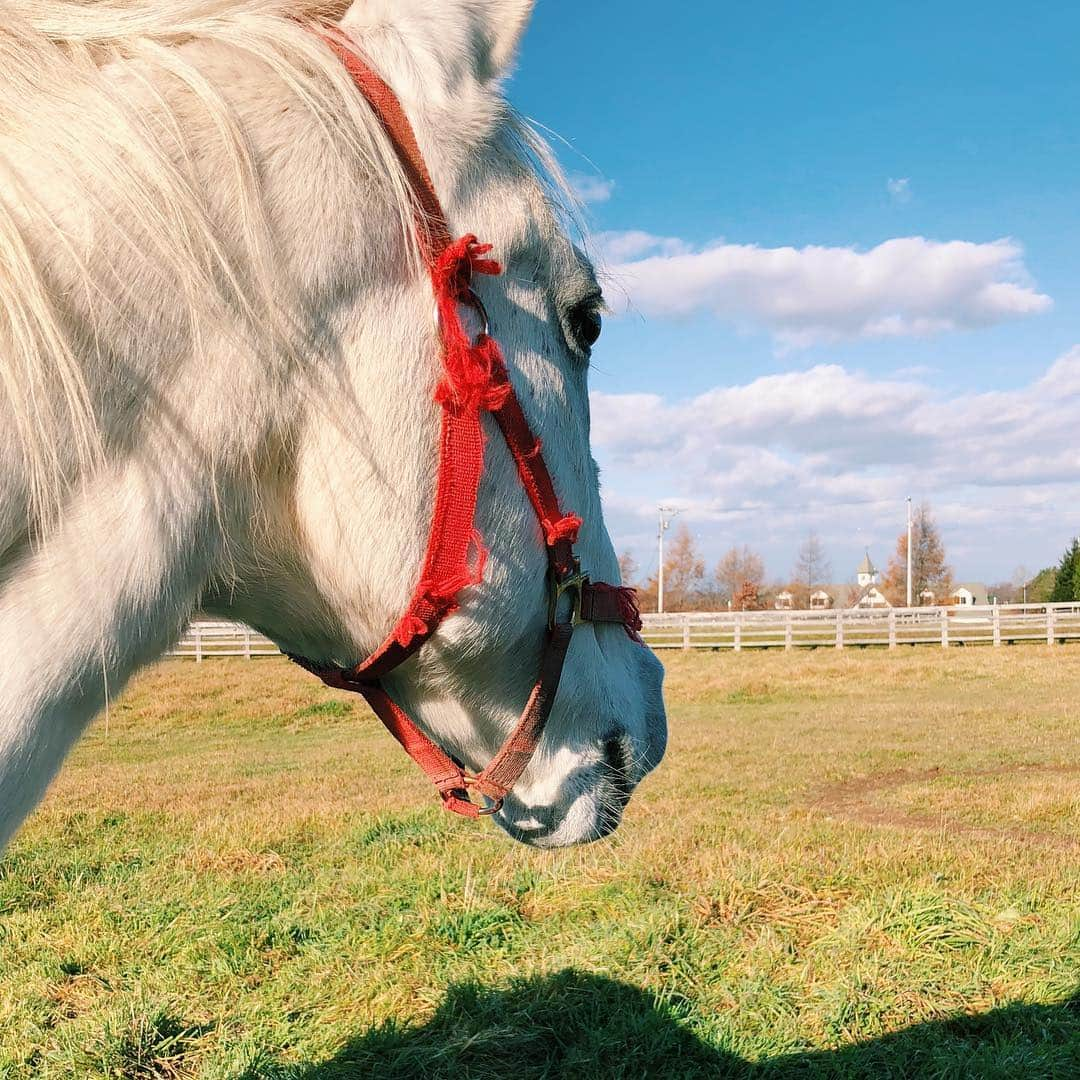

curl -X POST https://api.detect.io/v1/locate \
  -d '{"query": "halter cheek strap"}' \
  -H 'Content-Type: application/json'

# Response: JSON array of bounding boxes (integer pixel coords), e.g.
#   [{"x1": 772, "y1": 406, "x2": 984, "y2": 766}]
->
[{"x1": 288, "y1": 31, "x2": 643, "y2": 819}]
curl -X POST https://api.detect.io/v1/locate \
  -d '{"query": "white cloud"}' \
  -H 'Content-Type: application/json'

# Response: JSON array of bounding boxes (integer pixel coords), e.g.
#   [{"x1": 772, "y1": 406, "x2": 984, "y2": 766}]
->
[
  {"x1": 596, "y1": 233, "x2": 1051, "y2": 348},
  {"x1": 593, "y1": 230, "x2": 689, "y2": 262},
  {"x1": 887, "y1": 177, "x2": 912, "y2": 203},
  {"x1": 568, "y1": 172, "x2": 615, "y2": 205},
  {"x1": 593, "y1": 350, "x2": 1080, "y2": 580}
]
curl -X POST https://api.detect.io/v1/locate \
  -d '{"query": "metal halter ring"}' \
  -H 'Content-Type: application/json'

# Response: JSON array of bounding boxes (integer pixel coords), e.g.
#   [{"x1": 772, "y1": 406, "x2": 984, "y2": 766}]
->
[
  {"x1": 463, "y1": 775, "x2": 503, "y2": 816},
  {"x1": 433, "y1": 287, "x2": 490, "y2": 342},
  {"x1": 548, "y1": 559, "x2": 588, "y2": 630}
]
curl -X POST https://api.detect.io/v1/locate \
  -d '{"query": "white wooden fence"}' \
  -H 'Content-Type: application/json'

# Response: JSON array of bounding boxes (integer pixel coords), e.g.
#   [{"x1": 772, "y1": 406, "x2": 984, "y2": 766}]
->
[
  {"x1": 170, "y1": 603, "x2": 1080, "y2": 660},
  {"x1": 169, "y1": 621, "x2": 279, "y2": 660},
  {"x1": 640, "y1": 603, "x2": 1080, "y2": 650}
]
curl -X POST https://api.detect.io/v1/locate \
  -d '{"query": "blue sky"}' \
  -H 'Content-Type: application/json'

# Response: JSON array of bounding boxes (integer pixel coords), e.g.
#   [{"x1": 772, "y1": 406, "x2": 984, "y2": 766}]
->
[{"x1": 507, "y1": 1, "x2": 1080, "y2": 588}]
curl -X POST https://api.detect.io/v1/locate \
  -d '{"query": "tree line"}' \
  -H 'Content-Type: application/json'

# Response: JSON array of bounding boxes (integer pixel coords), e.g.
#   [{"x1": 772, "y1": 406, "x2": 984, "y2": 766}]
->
[
  {"x1": 619, "y1": 503, "x2": 1077, "y2": 612},
  {"x1": 985, "y1": 540, "x2": 1080, "y2": 605}
]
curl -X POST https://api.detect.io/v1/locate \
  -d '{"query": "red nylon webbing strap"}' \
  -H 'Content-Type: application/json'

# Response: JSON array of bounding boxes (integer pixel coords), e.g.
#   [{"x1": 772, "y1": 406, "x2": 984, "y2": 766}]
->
[
  {"x1": 357, "y1": 683, "x2": 478, "y2": 818},
  {"x1": 288, "y1": 28, "x2": 644, "y2": 818},
  {"x1": 470, "y1": 621, "x2": 574, "y2": 801},
  {"x1": 581, "y1": 582, "x2": 644, "y2": 642},
  {"x1": 487, "y1": 358, "x2": 582, "y2": 576},
  {"x1": 322, "y1": 31, "x2": 450, "y2": 262},
  {"x1": 319, "y1": 32, "x2": 496, "y2": 675},
  {"x1": 487, "y1": 353, "x2": 641, "y2": 642}
]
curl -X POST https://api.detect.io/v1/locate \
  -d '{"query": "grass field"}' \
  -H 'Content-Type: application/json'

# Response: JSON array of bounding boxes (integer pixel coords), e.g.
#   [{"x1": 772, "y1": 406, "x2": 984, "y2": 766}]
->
[{"x1": 1, "y1": 647, "x2": 1078, "y2": 1078}]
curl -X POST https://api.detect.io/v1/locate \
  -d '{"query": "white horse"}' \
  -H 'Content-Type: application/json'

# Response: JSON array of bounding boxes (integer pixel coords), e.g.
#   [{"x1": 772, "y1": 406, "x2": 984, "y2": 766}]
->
[{"x1": 0, "y1": 0, "x2": 666, "y2": 850}]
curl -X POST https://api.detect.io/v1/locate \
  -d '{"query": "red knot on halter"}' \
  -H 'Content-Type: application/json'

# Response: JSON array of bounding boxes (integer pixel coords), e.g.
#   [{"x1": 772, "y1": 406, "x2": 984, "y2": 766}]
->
[{"x1": 288, "y1": 29, "x2": 644, "y2": 819}]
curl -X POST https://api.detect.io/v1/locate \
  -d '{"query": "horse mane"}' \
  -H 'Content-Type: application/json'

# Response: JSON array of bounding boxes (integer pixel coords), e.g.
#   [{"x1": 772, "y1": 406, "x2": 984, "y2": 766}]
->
[
  {"x1": 11, "y1": 2, "x2": 348, "y2": 42},
  {"x1": 0, "y1": 2, "x2": 574, "y2": 540},
  {"x1": 0, "y1": 2, "x2": 419, "y2": 534}
]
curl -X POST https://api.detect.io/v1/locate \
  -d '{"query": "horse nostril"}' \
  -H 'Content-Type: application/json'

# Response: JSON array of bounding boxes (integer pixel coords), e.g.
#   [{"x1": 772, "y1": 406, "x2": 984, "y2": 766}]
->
[
  {"x1": 594, "y1": 735, "x2": 635, "y2": 838},
  {"x1": 602, "y1": 735, "x2": 634, "y2": 799}
]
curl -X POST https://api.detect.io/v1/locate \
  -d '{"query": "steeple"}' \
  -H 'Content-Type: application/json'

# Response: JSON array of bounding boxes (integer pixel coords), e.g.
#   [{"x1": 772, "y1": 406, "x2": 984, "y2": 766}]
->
[{"x1": 856, "y1": 550, "x2": 877, "y2": 587}]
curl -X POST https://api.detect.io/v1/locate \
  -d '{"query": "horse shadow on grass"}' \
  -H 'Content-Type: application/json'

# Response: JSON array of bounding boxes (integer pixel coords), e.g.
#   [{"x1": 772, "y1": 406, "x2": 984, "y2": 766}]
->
[{"x1": 242, "y1": 969, "x2": 1079, "y2": 1079}]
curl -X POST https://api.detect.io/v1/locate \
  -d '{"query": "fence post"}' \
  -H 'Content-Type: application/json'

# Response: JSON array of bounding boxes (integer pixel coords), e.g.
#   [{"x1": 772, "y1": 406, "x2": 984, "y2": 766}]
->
[
  {"x1": 835, "y1": 612, "x2": 843, "y2": 650},
  {"x1": 992, "y1": 606, "x2": 1001, "y2": 647},
  {"x1": 734, "y1": 613, "x2": 742, "y2": 652},
  {"x1": 244, "y1": 627, "x2": 252, "y2": 659},
  {"x1": 888, "y1": 609, "x2": 897, "y2": 649},
  {"x1": 682, "y1": 618, "x2": 691, "y2": 651},
  {"x1": 194, "y1": 624, "x2": 203, "y2": 663},
  {"x1": 785, "y1": 614, "x2": 793, "y2": 651},
  {"x1": 940, "y1": 608, "x2": 949, "y2": 649},
  {"x1": 1047, "y1": 605, "x2": 1056, "y2": 646}
]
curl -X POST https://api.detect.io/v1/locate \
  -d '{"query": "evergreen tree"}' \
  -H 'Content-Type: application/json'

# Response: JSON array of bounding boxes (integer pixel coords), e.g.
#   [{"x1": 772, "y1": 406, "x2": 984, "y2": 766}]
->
[
  {"x1": 1049, "y1": 538, "x2": 1080, "y2": 602},
  {"x1": 1027, "y1": 566, "x2": 1058, "y2": 602}
]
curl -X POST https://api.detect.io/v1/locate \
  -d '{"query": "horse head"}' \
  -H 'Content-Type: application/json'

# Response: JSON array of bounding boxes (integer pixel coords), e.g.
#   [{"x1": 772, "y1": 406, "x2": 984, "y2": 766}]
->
[{"x1": 0, "y1": 0, "x2": 665, "y2": 849}]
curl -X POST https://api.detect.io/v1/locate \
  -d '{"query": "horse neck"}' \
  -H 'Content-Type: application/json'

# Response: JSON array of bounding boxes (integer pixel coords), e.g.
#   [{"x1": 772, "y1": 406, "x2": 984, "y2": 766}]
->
[
  {"x1": 0, "y1": 47, "x2": 375, "y2": 848},
  {"x1": 0, "y1": 447, "x2": 228, "y2": 846}
]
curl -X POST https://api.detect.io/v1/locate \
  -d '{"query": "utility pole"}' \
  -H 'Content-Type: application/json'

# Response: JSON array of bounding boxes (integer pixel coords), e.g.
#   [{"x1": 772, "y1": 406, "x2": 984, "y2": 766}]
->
[
  {"x1": 657, "y1": 506, "x2": 680, "y2": 613},
  {"x1": 906, "y1": 496, "x2": 913, "y2": 607}
]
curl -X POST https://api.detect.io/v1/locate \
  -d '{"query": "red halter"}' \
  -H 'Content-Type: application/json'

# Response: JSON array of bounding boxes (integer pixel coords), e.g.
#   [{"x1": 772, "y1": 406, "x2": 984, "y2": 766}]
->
[{"x1": 289, "y1": 31, "x2": 643, "y2": 819}]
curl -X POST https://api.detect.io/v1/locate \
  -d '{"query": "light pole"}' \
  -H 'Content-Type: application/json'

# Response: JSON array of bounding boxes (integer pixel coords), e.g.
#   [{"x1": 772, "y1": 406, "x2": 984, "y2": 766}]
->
[
  {"x1": 1012, "y1": 565, "x2": 1030, "y2": 606},
  {"x1": 657, "y1": 506, "x2": 680, "y2": 613},
  {"x1": 906, "y1": 496, "x2": 913, "y2": 608}
]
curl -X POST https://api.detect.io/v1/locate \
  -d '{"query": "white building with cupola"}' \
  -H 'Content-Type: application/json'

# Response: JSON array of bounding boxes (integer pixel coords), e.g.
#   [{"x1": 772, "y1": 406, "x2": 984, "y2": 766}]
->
[{"x1": 774, "y1": 550, "x2": 891, "y2": 610}]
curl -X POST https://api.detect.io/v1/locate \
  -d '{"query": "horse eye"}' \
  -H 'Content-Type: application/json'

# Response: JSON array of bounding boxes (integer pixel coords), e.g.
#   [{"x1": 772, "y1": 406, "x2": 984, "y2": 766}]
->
[{"x1": 567, "y1": 300, "x2": 603, "y2": 353}]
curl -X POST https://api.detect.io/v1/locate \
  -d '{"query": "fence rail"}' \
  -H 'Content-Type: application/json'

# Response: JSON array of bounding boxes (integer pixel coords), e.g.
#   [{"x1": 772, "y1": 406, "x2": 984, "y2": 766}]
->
[
  {"x1": 170, "y1": 603, "x2": 1080, "y2": 659},
  {"x1": 640, "y1": 603, "x2": 1080, "y2": 650},
  {"x1": 169, "y1": 621, "x2": 279, "y2": 660}
]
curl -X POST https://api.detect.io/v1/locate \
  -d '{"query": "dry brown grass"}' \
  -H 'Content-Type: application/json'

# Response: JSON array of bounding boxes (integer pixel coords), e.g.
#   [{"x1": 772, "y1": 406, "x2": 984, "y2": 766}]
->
[{"x1": 1, "y1": 647, "x2": 1077, "y2": 1077}]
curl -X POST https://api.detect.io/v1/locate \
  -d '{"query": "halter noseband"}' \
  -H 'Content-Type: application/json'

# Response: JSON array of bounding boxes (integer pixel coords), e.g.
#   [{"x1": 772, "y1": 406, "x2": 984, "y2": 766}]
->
[{"x1": 288, "y1": 31, "x2": 643, "y2": 819}]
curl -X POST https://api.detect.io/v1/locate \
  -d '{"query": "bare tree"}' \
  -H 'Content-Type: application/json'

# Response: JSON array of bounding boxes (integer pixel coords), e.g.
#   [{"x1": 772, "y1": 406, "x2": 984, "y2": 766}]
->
[
  {"x1": 1011, "y1": 564, "x2": 1030, "y2": 602},
  {"x1": 715, "y1": 545, "x2": 765, "y2": 604},
  {"x1": 618, "y1": 550, "x2": 639, "y2": 588},
  {"x1": 792, "y1": 531, "x2": 831, "y2": 606},
  {"x1": 990, "y1": 565, "x2": 1031, "y2": 604}
]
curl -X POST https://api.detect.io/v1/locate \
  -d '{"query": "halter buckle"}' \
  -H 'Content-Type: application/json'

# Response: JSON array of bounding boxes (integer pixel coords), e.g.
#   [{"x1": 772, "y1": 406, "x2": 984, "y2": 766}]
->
[
  {"x1": 549, "y1": 558, "x2": 588, "y2": 630},
  {"x1": 463, "y1": 775, "x2": 504, "y2": 816}
]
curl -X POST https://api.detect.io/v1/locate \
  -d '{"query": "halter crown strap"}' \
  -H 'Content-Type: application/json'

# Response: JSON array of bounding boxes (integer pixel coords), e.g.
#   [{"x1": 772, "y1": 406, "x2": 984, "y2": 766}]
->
[{"x1": 289, "y1": 30, "x2": 643, "y2": 819}]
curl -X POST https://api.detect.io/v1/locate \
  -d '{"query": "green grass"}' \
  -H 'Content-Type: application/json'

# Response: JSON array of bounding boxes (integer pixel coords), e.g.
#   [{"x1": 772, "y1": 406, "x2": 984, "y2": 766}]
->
[{"x1": 1, "y1": 648, "x2": 1078, "y2": 1078}]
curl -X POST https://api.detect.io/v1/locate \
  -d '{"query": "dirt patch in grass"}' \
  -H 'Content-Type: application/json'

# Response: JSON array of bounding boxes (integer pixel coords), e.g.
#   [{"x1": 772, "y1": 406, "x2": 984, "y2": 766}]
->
[
  {"x1": 810, "y1": 763, "x2": 1080, "y2": 848},
  {"x1": 47, "y1": 968, "x2": 111, "y2": 1023}
]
